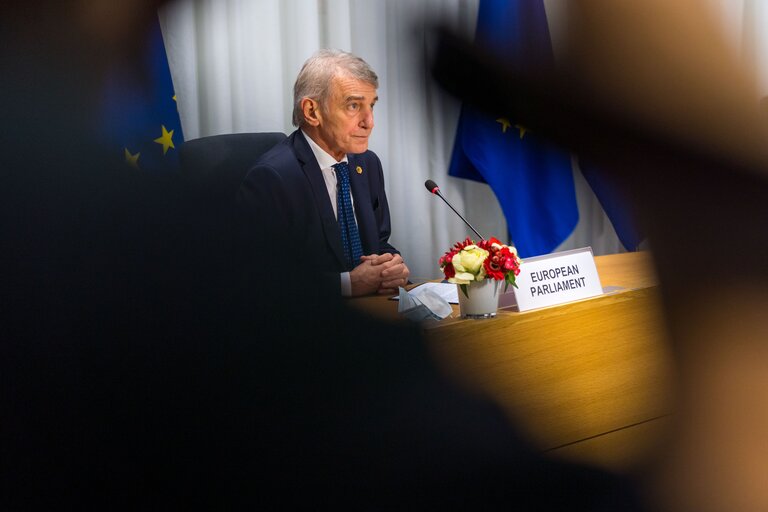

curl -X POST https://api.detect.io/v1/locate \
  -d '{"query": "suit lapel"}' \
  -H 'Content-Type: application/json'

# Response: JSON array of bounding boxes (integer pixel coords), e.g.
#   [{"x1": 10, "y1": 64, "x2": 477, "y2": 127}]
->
[{"x1": 292, "y1": 131, "x2": 346, "y2": 268}]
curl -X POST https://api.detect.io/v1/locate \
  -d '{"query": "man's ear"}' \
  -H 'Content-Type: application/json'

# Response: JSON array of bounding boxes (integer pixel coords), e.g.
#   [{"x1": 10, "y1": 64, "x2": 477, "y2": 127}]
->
[{"x1": 301, "y1": 98, "x2": 321, "y2": 126}]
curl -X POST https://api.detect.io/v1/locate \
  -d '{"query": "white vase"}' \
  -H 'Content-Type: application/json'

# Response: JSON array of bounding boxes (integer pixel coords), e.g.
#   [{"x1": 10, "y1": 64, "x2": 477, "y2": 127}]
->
[{"x1": 457, "y1": 279, "x2": 501, "y2": 318}]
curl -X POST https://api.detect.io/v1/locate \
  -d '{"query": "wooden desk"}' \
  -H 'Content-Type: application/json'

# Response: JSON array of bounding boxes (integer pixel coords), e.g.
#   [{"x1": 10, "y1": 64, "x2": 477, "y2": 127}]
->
[{"x1": 353, "y1": 251, "x2": 674, "y2": 472}]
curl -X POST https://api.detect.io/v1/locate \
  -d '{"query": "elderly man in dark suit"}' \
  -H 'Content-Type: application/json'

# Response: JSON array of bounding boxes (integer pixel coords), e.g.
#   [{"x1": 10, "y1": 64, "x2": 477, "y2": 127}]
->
[{"x1": 239, "y1": 50, "x2": 409, "y2": 297}]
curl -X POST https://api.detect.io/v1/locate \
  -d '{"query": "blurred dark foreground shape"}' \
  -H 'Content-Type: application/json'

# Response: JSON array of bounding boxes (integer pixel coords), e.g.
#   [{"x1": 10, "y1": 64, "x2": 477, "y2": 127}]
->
[
  {"x1": 0, "y1": 1, "x2": 649, "y2": 510},
  {"x1": 432, "y1": 1, "x2": 768, "y2": 511}
]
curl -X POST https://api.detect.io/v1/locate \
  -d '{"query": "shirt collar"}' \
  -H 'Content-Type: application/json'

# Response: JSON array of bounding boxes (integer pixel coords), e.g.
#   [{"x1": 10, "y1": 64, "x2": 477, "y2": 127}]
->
[{"x1": 301, "y1": 129, "x2": 348, "y2": 170}]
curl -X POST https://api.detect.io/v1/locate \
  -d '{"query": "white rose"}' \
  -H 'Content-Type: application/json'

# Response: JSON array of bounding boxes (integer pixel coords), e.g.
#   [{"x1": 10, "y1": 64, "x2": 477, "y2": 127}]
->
[
  {"x1": 452, "y1": 245, "x2": 488, "y2": 276},
  {"x1": 448, "y1": 271, "x2": 476, "y2": 285}
]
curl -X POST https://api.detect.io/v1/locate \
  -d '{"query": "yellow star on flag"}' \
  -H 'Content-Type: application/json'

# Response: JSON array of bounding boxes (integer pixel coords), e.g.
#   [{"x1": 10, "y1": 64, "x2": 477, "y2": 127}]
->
[
  {"x1": 124, "y1": 148, "x2": 140, "y2": 169},
  {"x1": 172, "y1": 94, "x2": 177, "y2": 102},
  {"x1": 496, "y1": 117, "x2": 512, "y2": 133},
  {"x1": 154, "y1": 125, "x2": 175, "y2": 155},
  {"x1": 515, "y1": 124, "x2": 528, "y2": 139}
]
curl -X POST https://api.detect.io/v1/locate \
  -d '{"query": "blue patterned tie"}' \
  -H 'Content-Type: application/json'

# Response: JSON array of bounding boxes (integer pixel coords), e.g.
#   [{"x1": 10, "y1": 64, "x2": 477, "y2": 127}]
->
[{"x1": 334, "y1": 162, "x2": 363, "y2": 270}]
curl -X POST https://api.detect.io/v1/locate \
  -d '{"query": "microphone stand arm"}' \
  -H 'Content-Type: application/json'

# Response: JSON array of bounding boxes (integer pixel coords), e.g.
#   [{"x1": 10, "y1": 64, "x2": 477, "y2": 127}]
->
[{"x1": 435, "y1": 191, "x2": 485, "y2": 241}]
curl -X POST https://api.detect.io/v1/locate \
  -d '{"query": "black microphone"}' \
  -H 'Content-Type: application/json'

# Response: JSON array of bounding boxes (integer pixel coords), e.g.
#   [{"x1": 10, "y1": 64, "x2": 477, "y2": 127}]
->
[{"x1": 424, "y1": 179, "x2": 485, "y2": 240}]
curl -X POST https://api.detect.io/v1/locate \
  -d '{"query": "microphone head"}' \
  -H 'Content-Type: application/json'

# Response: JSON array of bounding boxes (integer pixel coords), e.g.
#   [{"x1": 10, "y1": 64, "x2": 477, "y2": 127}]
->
[{"x1": 424, "y1": 179, "x2": 439, "y2": 194}]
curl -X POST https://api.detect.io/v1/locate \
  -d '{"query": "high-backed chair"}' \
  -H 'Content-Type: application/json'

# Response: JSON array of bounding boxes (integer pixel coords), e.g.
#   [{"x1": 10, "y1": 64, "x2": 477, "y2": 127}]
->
[{"x1": 179, "y1": 132, "x2": 286, "y2": 203}]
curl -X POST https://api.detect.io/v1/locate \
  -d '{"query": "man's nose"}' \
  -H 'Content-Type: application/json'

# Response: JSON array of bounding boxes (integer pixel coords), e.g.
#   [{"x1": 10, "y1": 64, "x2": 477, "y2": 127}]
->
[{"x1": 359, "y1": 108, "x2": 374, "y2": 129}]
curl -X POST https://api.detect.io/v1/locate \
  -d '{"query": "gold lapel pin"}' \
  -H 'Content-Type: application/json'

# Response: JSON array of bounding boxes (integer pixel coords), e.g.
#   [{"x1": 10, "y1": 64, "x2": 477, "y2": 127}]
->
[{"x1": 356, "y1": 166, "x2": 363, "y2": 175}]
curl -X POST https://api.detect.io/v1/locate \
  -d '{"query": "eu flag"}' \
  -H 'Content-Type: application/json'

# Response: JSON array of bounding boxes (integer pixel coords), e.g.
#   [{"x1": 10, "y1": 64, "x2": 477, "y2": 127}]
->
[
  {"x1": 100, "y1": 16, "x2": 183, "y2": 173},
  {"x1": 448, "y1": 0, "x2": 578, "y2": 258},
  {"x1": 579, "y1": 159, "x2": 644, "y2": 251}
]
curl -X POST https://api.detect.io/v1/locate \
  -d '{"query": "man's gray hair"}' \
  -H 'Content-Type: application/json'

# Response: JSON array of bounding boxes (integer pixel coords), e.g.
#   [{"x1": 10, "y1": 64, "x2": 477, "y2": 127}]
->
[{"x1": 292, "y1": 49, "x2": 378, "y2": 127}]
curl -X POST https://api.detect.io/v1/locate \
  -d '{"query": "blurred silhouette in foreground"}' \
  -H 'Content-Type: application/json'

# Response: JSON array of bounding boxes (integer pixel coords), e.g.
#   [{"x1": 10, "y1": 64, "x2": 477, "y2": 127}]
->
[
  {"x1": 0, "y1": 1, "x2": 645, "y2": 510},
  {"x1": 433, "y1": 1, "x2": 768, "y2": 511}
]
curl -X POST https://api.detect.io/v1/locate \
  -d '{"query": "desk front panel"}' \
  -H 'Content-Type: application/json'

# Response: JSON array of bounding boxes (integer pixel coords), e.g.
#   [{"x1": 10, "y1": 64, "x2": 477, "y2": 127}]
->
[{"x1": 425, "y1": 286, "x2": 673, "y2": 455}]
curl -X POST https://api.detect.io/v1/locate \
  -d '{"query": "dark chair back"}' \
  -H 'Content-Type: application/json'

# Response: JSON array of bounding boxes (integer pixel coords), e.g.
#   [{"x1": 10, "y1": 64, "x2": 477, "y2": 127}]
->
[{"x1": 179, "y1": 132, "x2": 286, "y2": 203}]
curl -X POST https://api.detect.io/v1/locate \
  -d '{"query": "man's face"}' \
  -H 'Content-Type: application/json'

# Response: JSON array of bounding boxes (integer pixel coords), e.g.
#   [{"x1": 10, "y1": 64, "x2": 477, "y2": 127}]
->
[{"x1": 315, "y1": 75, "x2": 377, "y2": 160}]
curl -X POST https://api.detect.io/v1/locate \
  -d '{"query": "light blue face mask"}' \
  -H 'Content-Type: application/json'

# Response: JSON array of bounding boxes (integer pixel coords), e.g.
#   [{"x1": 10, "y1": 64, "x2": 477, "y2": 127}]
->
[{"x1": 397, "y1": 285, "x2": 453, "y2": 322}]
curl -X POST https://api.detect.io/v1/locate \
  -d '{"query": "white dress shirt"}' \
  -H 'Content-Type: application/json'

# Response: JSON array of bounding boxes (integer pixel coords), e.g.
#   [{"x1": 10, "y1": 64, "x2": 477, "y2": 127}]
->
[{"x1": 301, "y1": 130, "x2": 356, "y2": 296}]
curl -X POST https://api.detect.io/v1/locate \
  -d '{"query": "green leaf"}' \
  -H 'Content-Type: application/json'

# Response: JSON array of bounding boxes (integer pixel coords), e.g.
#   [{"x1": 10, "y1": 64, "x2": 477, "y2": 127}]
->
[{"x1": 460, "y1": 284, "x2": 469, "y2": 299}]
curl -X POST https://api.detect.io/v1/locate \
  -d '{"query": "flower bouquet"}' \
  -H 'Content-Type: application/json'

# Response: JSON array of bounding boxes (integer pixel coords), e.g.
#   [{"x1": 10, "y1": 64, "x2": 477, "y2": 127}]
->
[{"x1": 439, "y1": 237, "x2": 522, "y2": 300}]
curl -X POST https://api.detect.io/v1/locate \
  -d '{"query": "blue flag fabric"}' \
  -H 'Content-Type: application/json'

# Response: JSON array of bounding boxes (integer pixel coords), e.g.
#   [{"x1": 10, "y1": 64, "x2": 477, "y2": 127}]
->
[
  {"x1": 579, "y1": 159, "x2": 644, "y2": 251},
  {"x1": 448, "y1": 0, "x2": 578, "y2": 258},
  {"x1": 101, "y1": 16, "x2": 183, "y2": 173}
]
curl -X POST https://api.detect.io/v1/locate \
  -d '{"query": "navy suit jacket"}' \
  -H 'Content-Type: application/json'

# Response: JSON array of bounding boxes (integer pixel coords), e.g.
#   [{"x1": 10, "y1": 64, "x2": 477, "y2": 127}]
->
[{"x1": 238, "y1": 130, "x2": 397, "y2": 290}]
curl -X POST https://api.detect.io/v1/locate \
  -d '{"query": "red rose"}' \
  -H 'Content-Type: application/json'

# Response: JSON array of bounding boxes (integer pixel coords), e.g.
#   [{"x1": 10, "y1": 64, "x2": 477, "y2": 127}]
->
[
  {"x1": 443, "y1": 262, "x2": 456, "y2": 279},
  {"x1": 483, "y1": 258, "x2": 505, "y2": 280},
  {"x1": 440, "y1": 250, "x2": 456, "y2": 268}
]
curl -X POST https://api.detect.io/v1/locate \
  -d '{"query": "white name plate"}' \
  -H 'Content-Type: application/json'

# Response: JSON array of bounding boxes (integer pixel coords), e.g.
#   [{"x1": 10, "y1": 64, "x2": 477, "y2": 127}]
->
[{"x1": 513, "y1": 247, "x2": 603, "y2": 312}]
